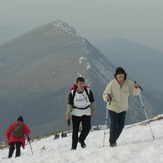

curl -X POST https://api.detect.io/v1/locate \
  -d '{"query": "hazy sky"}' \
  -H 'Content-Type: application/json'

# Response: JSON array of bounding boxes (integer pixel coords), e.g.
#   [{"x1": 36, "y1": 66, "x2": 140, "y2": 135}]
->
[{"x1": 1, "y1": 0, "x2": 163, "y2": 51}]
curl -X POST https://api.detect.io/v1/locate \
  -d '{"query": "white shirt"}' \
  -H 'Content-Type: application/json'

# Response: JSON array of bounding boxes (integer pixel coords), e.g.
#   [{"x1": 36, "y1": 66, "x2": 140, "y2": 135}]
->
[{"x1": 71, "y1": 90, "x2": 91, "y2": 117}]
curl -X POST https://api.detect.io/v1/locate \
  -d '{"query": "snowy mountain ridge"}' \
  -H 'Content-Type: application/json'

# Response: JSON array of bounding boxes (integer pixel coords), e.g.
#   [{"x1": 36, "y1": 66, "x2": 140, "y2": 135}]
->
[{"x1": 53, "y1": 20, "x2": 77, "y2": 35}]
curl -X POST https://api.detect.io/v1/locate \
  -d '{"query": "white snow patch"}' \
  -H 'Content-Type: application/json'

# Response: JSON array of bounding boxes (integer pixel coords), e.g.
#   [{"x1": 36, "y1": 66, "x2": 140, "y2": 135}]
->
[
  {"x1": 53, "y1": 21, "x2": 76, "y2": 35},
  {"x1": 79, "y1": 57, "x2": 91, "y2": 70},
  {"x1": 86, "y1": 63, "x2": 91, "y2": 69},
  {"x1": 79, "y1": 57, "x2": 87, "y2": 64},
  {"x1": 81, "y1": 39, "x2": 89, "y2": 55},
  {"x1": 77, "y1": 72, "x2": 82, "y2": 77}
]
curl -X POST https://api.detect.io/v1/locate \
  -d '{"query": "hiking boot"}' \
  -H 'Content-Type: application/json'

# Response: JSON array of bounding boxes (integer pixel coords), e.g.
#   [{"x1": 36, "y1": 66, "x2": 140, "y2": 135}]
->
[
  {"x1": 79, "y1": 140, "x2": 86, "y2": 148},
  {"x1": 71, "y1": 144, "x2": 77, "y2": 150},
  {"x1": 110, "y1": 143, "x2": 117, "y2": 147}
]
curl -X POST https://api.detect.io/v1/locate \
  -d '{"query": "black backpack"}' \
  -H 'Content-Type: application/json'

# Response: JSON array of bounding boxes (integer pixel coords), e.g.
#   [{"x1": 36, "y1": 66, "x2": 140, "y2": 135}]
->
[{"x1": 12, "y1": 122, "x2": 23, "y2": 139}]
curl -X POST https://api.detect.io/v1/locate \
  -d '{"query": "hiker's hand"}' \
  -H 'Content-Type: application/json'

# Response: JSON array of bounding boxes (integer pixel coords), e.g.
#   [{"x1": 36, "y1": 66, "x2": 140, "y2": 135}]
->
[
  {"x1": 134, "y1": 81, "x2": 139, "y2": 88},
  {"x1": 105, "y1": 95, "x2": 111, "y2": 102},
  {"x1": 66, "y1": 116, "x2": 70, "y2": 121},
  {"x1": 27, "y1": 136, "x2": 30, "y2": 141},
  {"x1": 92, "y1": 113, "x2": 96, "y2": 118}
]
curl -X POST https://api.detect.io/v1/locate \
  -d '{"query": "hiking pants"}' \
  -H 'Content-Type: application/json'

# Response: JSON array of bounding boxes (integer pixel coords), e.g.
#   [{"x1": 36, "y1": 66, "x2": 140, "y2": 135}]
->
[
  {"x1": 109, "y1": 110, "x2": 126, "y2": 144},
  {"x1": 72, "y1": 115, "x2": 91, "y2": 148},
  {"x1": 8, "y1": 141, "x2": 22, "y2": 158}
]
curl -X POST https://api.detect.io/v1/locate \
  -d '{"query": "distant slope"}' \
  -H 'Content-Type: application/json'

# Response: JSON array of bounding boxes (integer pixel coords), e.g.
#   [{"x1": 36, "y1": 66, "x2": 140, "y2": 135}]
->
[
  {"x1": 0, "y1": 22, "x2": 161, "y2": 141},
  {"x1": 95, "y1": 37, "x2": 163, "y2": 91},
  {"x1": 0, "y1": 26, "x2": 24, "y2": 44}
]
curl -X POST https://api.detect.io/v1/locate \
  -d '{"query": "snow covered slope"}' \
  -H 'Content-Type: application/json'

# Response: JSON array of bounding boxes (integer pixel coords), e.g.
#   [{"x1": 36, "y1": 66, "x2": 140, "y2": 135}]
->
[{"x1": 0, "y1": 115, "x2": 163, "y2": 163}]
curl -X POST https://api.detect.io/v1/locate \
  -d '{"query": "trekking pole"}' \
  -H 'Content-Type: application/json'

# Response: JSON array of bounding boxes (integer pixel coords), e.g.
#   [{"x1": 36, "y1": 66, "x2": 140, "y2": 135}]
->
[
  {"x1": 103, "y1": 109, "x2": 108, "y2": 147},
  {"x1": 27, "y1": 135, "x2": 33, "y2": 155},
  {"x1": 139, "y1": 93, "x2": 155, "y2": 140}
]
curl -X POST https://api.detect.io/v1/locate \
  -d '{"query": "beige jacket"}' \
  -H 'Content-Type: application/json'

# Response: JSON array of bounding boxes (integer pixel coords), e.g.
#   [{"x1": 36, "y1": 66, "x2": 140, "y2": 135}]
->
[{"x1": 103, "y1": 79, "x2": 140, "y2": 113}]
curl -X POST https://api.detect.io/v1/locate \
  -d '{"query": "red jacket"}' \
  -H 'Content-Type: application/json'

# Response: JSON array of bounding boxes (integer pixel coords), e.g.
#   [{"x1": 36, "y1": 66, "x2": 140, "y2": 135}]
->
[
  {"x1": 68, "y1": 84, "x2": 90, "y2": 99},
  {"x1": 6, "y1": 121, "x2": 31, "y2": 148}
]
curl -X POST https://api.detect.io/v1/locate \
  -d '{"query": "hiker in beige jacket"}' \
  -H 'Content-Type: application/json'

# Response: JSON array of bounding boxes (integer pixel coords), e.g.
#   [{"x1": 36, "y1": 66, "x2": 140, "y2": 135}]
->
[{"x1": 103, "y1": 67, "x2": 141, "y2": 147}]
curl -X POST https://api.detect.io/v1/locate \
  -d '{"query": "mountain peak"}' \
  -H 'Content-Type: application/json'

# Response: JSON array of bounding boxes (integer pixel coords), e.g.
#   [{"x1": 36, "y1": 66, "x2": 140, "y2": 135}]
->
[{"x1": 52, "y1": 20, "x2": 77, "y2": 35}]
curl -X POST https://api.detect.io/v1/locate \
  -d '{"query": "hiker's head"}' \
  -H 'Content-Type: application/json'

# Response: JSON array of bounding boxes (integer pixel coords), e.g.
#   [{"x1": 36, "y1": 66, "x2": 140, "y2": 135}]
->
[
  {"x1": 114, "y1": 67, "x2": 127, "y2": 84},
  {"x1": 76, "y1": 77, "x2": 85, "y2": 89},
  {"x1": 17, "y1": 116, "x2": 24, "y2": 122}
]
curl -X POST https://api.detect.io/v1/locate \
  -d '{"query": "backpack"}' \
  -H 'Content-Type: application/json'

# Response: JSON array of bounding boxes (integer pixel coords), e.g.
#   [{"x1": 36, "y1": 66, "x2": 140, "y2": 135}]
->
[
  {"x1": 71, "y1": 86, "x2": 90, "y2": 105},
  {"x1": 12, "y1": 122, "x2": 23, "y2": 139}
]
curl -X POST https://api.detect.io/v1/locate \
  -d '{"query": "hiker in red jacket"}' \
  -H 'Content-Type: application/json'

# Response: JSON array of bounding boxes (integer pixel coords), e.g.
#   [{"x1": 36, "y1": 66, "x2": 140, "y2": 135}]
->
[{"x1": 6, "y1": 116, "x2": 31, "y2": 158}]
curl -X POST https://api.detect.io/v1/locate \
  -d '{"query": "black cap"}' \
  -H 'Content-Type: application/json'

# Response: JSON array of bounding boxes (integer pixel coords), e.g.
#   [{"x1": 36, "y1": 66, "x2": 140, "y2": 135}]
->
[{"x1": 17, "y1": 116, "x2": 24, "y2": 122}]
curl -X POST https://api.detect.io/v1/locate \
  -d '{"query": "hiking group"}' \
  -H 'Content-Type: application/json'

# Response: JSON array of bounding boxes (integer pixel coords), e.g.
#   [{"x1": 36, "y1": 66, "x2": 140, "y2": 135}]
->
[
  {"x1": 5, "y1": 66, "x2": 141, "y2": 157},
  {"x1": 66, "y1": 67, "x2": 140, "y2": 150}
]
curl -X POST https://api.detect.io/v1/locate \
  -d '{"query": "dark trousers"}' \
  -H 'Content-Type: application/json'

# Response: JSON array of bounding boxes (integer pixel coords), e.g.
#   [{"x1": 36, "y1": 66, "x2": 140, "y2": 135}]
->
[
  {"x1": 109, "y1": 110, "x2": 126, "y2": 144},
  {"x1": 8, "y1": 141, "x2": 22, "y2": 158},
  {"x1": 72, "y1": 115, "x2": 91, "y2": 148}
]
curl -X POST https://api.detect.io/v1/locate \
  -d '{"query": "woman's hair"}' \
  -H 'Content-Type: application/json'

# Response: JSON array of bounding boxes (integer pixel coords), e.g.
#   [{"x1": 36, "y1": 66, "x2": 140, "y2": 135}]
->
[
  {"x1": 76, "y1": 77, "x2": 85, "y2": 83},
  {"x1": 114, "y1": 67, "x2": 127, "y2": 79}
]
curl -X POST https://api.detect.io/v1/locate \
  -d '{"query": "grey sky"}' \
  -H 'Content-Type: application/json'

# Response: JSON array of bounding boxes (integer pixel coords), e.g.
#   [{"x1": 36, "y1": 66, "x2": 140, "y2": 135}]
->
[{"x1": 1, "y1": 0, "x2": 163, "y2": 51}]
